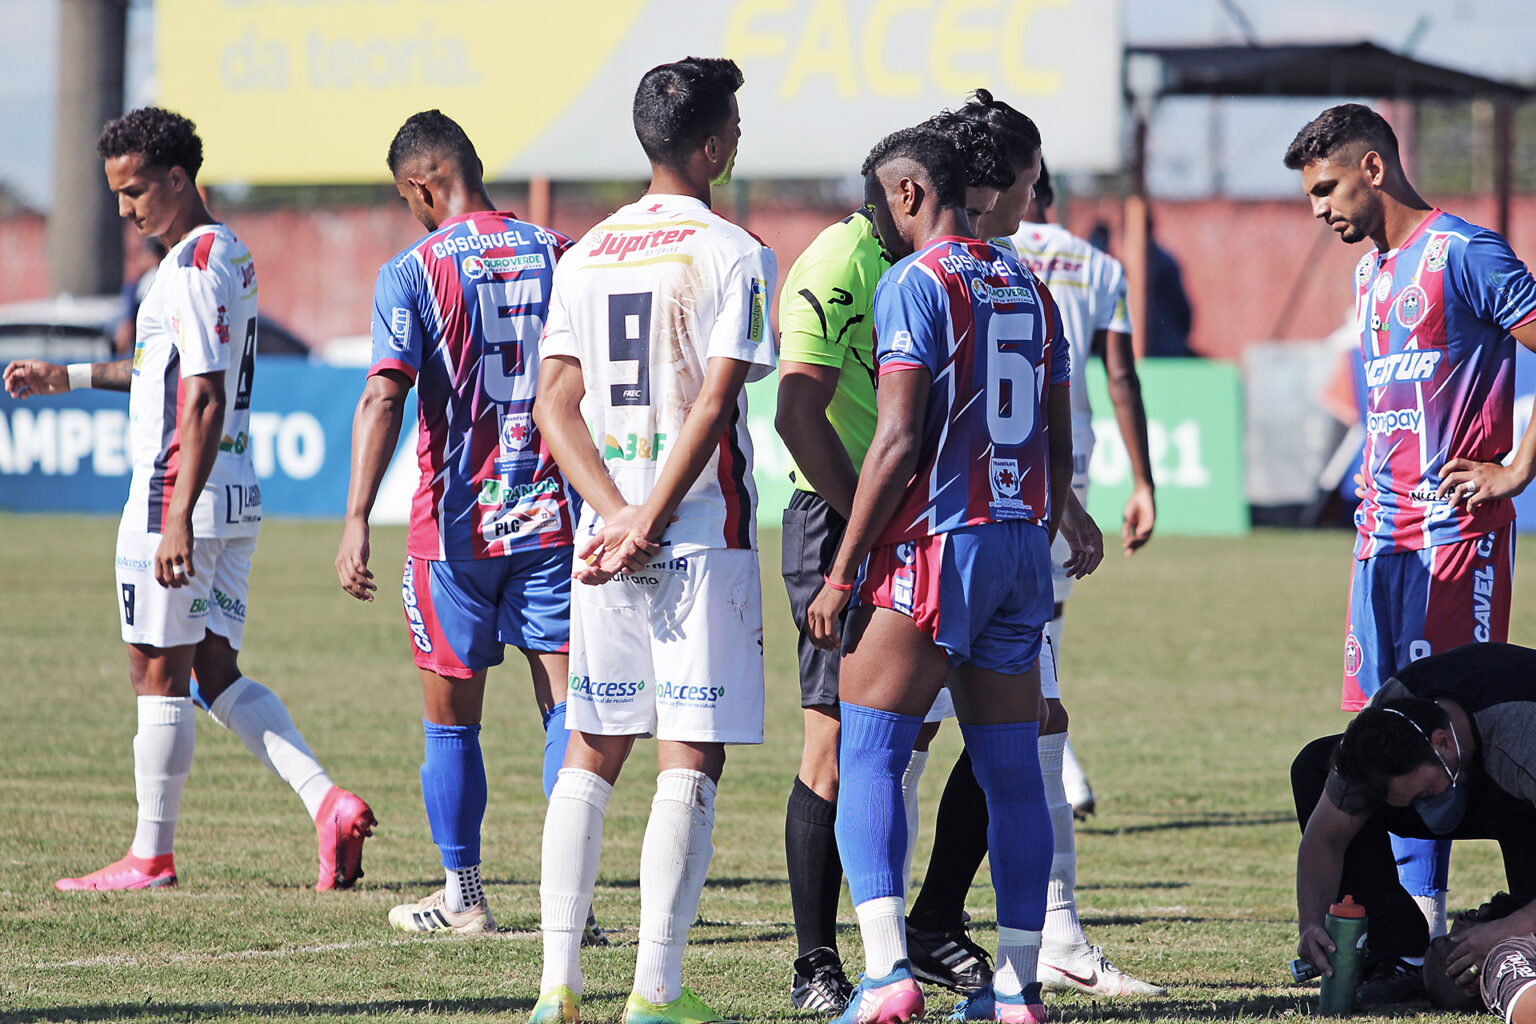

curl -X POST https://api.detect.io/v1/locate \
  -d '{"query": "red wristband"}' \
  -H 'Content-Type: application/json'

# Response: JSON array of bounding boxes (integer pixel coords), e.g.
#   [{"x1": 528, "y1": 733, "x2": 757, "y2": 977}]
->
[{"x1": 823, "y1": 574, "x2": 854, "y2": 593}]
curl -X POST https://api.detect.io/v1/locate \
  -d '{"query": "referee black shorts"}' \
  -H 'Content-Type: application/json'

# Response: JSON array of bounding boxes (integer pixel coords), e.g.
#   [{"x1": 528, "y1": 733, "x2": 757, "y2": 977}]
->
[{"x1": 780, "y1": 489, "x2": 849, "y2": 708}]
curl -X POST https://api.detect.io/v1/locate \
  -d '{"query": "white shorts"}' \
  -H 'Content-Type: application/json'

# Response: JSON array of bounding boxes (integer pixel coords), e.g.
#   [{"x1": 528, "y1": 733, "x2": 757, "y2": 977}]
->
[
  {"x1": 115, "y1": 523, "x2": 254, "y2": 649},
  {"x1": 922, "y1": 632, "x2": 1059, "y2": 722},
  {"x1": 1050, "y1": 455, "x2": 1093, "y2": 604},
  {"x1": 566, "y1": 548, "x2": 765, "y2": 744}
]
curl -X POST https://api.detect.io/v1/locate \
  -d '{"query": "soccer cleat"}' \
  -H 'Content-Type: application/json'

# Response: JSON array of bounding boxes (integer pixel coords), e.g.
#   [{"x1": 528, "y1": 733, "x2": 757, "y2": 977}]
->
[
  {"x1": 314, "y1": 787, "x2": 376, "y2": 891},
  {"x1": 582, "y1": 906, "x2": 610, "y2": 947},
  {"x1": 835, "y1": 960, "x2": 925, "y2": 1024},
  {"x1": 529, "y1": 984, "x2": 580, "y2": 1023},
  {"x1": 623, "y1": 986, "x2": 735, "y2": 1024},
  {"x1": 948, "y1": 984, "x2": 1047, "y2": 1023},
  {"x1": 55, "y1": 851, "x2": 177, "y2": 891},
  {"x1": 1038, "y1": 944, "x2": 1167, "y2": 997},
  {"x1": 908, "y1": 920, "x2": 994, "y2": 994},
  {"x1": 387, "y1": 888, "x2": 495, "y2": 934},
  {"x1": 1356, "y1": 956, "x2": 1428, "y2": 1006},
  {"x1": 1070, "y1": 794, "x2": 1095, "y2": 821},
  {"x1": 791, "y1": 946, "x2": 856, "y2": 1011}
]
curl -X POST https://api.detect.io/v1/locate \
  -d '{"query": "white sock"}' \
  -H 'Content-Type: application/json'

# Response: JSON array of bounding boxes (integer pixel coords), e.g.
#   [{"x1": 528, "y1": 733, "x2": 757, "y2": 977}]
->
[
  {"x1": 855, "y1": 895, "x2": 908, "y2": 978},
  {"x1": 541, "y1": 768, "x2": 612, "y2": 996},
  {"x1": 207, "y1": 676, "x2": 333, "y2": 819},
  {"x1": 1038, "y1": 732, "x2": 1087, "y2": 951},
  {"x1": 900, "y1": 749, "x2": 929, "y2": 902},
  {"x1": 1414, "y1": 892, "x2": 1448, "y2": 939},
  {"x1": 1061, "y1": 735, "x2": 1092, "y2": 809},
  {"x1": 994, "y1": 926, "x2": 1042, "y2": 999},
  {"x1": 634, "y1": 769, "x2": 718, "y2": 1005},
  {"x1": 130, "y1": 696, "x2": 196, "y2": 859},
  {"x1": 445, "y1": 864, "x2": 484, "y2": 913}
]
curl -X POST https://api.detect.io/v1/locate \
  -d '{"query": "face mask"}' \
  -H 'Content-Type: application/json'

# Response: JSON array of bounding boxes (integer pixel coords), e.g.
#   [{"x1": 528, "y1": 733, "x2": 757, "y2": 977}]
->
[{"x1": 1412, "y1": 727, "x2": 1467, "y2": 834}]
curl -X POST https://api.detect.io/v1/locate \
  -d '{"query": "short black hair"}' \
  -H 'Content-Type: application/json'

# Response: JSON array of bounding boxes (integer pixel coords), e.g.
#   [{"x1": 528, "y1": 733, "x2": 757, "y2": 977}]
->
[
  {"x1": 97, "y1": 107, "x2": 203, "y2": 181},
  {"x1": 955, "y1": 88, "x2": 1041, "y2": 174},
  {"x1": 1035, "y1": 158, "x2": 1054, "y2": 209},
  {"x1": 633, "y1": 57, "x2": 744, "y2": 166},
  {"x1": 1283, "y1": 103, "x2": 1400, "y2": 170},
  {"x1": 387, "y1": 109, "x2": 483, "y2": 180},
  {"x1": 1331, "y1": 698, "x2": 1449, "y2": 801},
  {"x1": 861, "y1": 126, "x2": 967, "y2": 210},
  {"x1": 920, "y1": 111, "x2": 1013, "y2": 191}
]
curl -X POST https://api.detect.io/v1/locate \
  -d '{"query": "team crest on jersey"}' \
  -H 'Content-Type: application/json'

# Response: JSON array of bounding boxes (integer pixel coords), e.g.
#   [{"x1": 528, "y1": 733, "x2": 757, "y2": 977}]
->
[
  {"x1": 1344, "y1": 633, "x2": 1362, "y2": 677},
  {"x1": 462, "y1": 255, "x2": 486, "y2": 278},
  {"x1": 1425, "y1": 235, "x2": 1450, "y2": 272},
  {"x1": 500, "y1": 412, "x2": 533, "y2": 452},
  {"x1": 1396, "y1": 285, "x2": 1428, "y2": 329},
  {"x1": 1355, "y1": 255, "x2": 1376, "y2": 288},
  {"x1": 215, "y1": 305, "x2": 231, "y2": 346},
  {"x1": 989, "y1": 457, "x2": 1027, "y2": 514},
  {"x1": 1373, "y1": 272, "x2": 1393, "y2": 303}
]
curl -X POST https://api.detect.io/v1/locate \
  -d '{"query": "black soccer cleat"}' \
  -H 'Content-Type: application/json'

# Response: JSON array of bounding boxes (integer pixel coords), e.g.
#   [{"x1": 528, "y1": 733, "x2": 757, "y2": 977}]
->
[
  {"x1": 1356, "y1": 956, "x2": 1429, "y2": 1007},
  {"x1": 791, "y1": 946, "x2": 855, "y2": 1011},
  {"x1": 906, "y1": 920, "x2": 994, "y2": 995}
]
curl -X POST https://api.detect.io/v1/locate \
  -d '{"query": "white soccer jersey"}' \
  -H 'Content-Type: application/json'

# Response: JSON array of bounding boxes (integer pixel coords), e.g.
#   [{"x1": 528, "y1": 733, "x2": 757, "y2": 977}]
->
[
  {"x1": 125, "y1": 224, "x2": 261, "y2": 538},
  {"x1": 1007, "y1": 222, "x2": 1132, "y2": 448},
  {"x1": 541, "y1": 194, "x2": 778, "y2": 554}
]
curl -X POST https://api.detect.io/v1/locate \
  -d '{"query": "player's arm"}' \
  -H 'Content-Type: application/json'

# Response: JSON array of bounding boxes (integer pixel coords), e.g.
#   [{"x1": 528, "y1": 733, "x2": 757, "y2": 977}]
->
[
  {"x1": 157, "y1": 370, "x2": 226, "y2": 589},
  {"x1": 776, "y1": 360, "x2": 859, "y2": 519},
  {"x1": 806, "y1": 366, "x2": 929, "y2": 650},
  {"x1": 4, "y1": 357, "x2": 133, "y2": 397},
  {"x1": 1438, "y1": 317, "x2": 1536, "y2": 508},
  {"x1": 1295, "y1": 791, "x2": 1366, "y2": 976},
  {"x1": 1098, "y1": 326, "x2": 1156, "y2": 553},
  {"x1": 336, "y1": 369, "x2": 410, "y2": 601}
]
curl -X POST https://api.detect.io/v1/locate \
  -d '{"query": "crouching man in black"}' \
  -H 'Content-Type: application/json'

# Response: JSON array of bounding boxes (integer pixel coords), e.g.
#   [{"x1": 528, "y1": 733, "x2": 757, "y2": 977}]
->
[{"x1": 1291, "y1": 643, "x2": 1536, "y2": 1008}]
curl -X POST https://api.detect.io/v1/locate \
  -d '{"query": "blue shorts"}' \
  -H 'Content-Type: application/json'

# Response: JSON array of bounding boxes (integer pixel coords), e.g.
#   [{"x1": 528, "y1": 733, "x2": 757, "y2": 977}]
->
[
  {"x1": 401, "y1": 546, "x2": 573, "y2": 679},
  {"x1": 1342, "y1": 525, "x2": 1513, "y2": 710},
  {"x1": 860, "y1": 519, "x2": 1053, "y2": 674}
]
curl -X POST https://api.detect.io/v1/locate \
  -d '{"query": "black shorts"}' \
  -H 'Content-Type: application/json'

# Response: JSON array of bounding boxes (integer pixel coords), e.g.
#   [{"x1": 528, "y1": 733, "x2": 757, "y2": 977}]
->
[
  {"x1": 781, "y1": 489, "x2": 848, "y2": 708},
  {"x1": 1482, "y1": 936, "x2": 1536, "y2": 1022}
]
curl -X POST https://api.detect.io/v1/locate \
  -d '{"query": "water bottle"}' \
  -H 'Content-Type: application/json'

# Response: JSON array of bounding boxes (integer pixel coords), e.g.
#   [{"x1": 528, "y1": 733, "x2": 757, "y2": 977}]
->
[{"x1": 1318, "y1": 895, "x2": 1368, "y2": 1015}]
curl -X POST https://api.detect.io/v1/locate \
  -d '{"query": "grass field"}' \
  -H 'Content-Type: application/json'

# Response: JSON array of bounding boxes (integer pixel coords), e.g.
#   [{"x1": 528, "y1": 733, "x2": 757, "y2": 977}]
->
[{"x1": 3, "y1": 514, "x2": 1532, "y2": 1023}]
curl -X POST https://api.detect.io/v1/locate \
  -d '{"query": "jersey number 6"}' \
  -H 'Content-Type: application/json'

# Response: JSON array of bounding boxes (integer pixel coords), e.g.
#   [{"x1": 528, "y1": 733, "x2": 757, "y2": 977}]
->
[{"x1": 985, "y1": 310, "x2": 1043, "y2": 446}]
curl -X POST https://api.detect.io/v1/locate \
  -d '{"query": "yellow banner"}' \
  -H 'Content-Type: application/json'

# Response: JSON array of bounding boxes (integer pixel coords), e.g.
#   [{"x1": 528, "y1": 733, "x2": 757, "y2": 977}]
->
[{"x1": 158, "y1": 0, "x2": 1120, "y2": 185}]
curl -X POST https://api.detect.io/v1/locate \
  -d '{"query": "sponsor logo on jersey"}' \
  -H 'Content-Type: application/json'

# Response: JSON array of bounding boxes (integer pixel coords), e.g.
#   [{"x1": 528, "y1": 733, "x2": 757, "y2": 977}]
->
[
  {"x1": 890, "y1": 330, "x2": 914, "y2": 354},
  {"x1": 604, "y1": 432, "x2": 666, "y2": 461},
  {"x1": 1425, "y1": 234, "x2": 1450, "y2": 273},
  {"x1": 211, "y1": 586, "x2": 247, "y2": 622},
  {"x1": 401, "y1": 560, "x2": 433, "y2": 653},
  {"x1": 482, "y1": 496, "x2": 561, "y2": 541},
  {"x1": 1365, "y1": 408, "x2": 1424, "y2": 435},
  {"x1": 389, "y1": 306, "x2": 411, "y2": 352},
  {"x1": 987, "y1": 284, "x2": 1035, "y2": 306},
  {"x1": 462, "y1": 255, "x2": 485, "y2": 277},
  {"x1": 567, "y1": 673, "x2": 645, "y2": 702},
  {"x1": 115, "y1": 555, "x2": 152, "y2": 572},
  {"x1": 656, "y1": 680, "x2": 726, "y2": 706},
  {"x1": 585, "y1": 226, "x2": 698, "y2": 262},
  {"x1": 215, "y1": 305, "x2": 231, "y2": 346},
  {"x1": 1373, "y1": 271, "x2": 1394, "y2": 303},
  {"x1": 189, "y1": 598, "x2": 209, "y2": 615},
  {"x1": 462, "y1": 253, "x2": 545, "y2": 278},
  {"x1": 239, "y1": 260, "x2": 256, "y2": 289},
  {"x1": 748, "y1": 277, "x2": 766, "y2": 343},
  {"x1": 478, "y1": 477, "x2": 560, "y2": 507},
  {"x1": 1363, "y1": 350, "x2": 1442, "y2": 388},
  {"x1": 1396, "y1": 285, "x2": 1428, "y2": 329},
  {"x1": 500, "y1": 412, "x2": 533, "y2": 452},
  {"x1": 1409, "y1": 485, "x2": 1449, "y2": 505},
  {"x1": 1344, "y1": 632, "x2": 1362, "y2": 677},
  {"x1": 970, "y1": 276, "x2": 989, "y2": 302},
  {"x1": 429, "y1": 228, "x2": 532, "y2": 260},
  {"x1": 218, "y1": 431, "x2": 249, "y2": 454}
]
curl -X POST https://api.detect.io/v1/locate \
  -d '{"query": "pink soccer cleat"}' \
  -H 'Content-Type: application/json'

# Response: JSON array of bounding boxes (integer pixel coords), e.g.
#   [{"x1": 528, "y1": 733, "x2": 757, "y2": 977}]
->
[
  {"x1": 836, "y1": 960, "x2": 926, "y2": 1023},
  {"x1": 56, "y1": 851, "x2": 177, "y2": 891},
  {"x1": 314, "y1": 787, "x2": 376, "y2": 891}
]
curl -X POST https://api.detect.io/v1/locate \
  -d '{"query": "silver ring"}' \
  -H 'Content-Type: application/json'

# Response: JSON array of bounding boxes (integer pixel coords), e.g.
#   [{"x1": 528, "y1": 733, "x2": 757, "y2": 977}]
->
[{"x1": 1470, "y1": 964, "x2": 1480, "y2": 977}]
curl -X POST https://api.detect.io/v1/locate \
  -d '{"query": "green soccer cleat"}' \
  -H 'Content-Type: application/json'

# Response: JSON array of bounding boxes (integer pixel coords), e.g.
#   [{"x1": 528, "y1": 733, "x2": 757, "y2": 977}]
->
[
  {"x1": 623, "y1": 986, "x2": 736, "y2": 1024},
  {"x1": 529, "y1": 985, "x2": 580, "y2": 1023}
]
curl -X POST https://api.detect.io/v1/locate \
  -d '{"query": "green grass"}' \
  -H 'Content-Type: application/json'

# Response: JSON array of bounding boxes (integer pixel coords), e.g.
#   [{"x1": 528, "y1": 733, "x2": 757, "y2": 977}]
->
[{"x1": 1, "y1": 515, "x2": 1531, "y2": 1022}]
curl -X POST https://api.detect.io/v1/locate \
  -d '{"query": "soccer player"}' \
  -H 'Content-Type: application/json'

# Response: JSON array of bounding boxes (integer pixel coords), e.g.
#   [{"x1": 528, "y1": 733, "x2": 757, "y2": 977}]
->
[
  {"x1": 806, "y1": 123, "x2": 1063, "y2": 1024},
  {"x1": 528, "y1": 57, "x2": 777, "y2": 1024},
  {"x1": 336, "y1": 111, "x2": 578, "y2": 935},
  {"x1": 3, "y1": 107, "x2": 373, "y2": 892},
  {"x1": 1284, "y1": 103, "x2": 1536, "y2": 985},
  {"x1": 773, "y1": 105, "x2": 1021, "y2": 1011}
]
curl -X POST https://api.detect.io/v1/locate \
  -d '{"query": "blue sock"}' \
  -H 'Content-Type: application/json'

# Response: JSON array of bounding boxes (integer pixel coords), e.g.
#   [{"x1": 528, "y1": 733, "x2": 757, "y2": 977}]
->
[
  {"x1": 420, "y1": 720, "x2": 486, "y2": 870},
  {"x1": 960, "y1": 720, "x2": 1051, "y2": 930},
  {"x1": 541, "y1": 701, "x2": 569, "y2": 801},
  {"x1": 1391, "y1": 834, "x2": 1451, "y2": 895},
  {"x1": 836, "y1": 702, "x2": 923, "y2": 905}
]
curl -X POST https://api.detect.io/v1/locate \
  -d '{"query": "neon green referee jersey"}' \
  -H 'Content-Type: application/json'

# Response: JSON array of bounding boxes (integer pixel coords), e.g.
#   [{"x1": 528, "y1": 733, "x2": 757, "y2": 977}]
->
[{"x1": 776, "y1": 207, "x2": 888, "y2": 491}]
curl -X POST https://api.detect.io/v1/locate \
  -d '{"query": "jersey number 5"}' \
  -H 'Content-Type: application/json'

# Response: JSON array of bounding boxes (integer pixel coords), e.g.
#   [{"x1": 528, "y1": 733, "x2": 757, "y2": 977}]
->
[{"x1": 478, "y1": 279, "x2": 544, "y2": 403}]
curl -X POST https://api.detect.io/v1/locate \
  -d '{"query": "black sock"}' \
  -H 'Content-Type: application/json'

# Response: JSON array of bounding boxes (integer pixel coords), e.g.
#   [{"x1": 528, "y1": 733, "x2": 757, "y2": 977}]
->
[
  {"x1": 786, "y1": 775, "x2": 843, "y2": 959},
  {"x1": 908, "y1": 747, "x2": 990, "y2": 933}
]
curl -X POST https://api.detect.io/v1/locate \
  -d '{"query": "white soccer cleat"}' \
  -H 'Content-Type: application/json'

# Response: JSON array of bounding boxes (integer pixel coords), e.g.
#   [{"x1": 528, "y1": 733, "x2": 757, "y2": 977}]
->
[
  {"x1": 388, "y1": 888, "x2": 496, "y2": 934},
  {"x1": 1038, "y1": 944, "x2": 1167, "y2": 997}
]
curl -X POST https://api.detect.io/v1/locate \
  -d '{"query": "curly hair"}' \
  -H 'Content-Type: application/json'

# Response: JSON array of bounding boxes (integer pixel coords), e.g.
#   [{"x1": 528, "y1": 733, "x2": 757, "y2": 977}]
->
[
  {"x1": 633, "y1": 57, "x2": 744, "y2": 166},
  {"x1": 954, "y1": 88, "x2": 1041, "y2": 174},
  {"x1": 386, "y1": 109, "x2": 483, "y2": 179},
  {"x1": 96, "y1": 107, "x2": 203, "y2": 181},
  {"x1": 1330, "y1": 698, "x2": 1448, "y2": 802},
  {"x1": 861, "y1": 126, "x2": 967, "y2": 209},
  {"x1": 921, "y1": 111, "x2": 1013, "y2": 191},
  {"x1": 1283, "y1": 103, "x2": 1400, "y2": 170}
]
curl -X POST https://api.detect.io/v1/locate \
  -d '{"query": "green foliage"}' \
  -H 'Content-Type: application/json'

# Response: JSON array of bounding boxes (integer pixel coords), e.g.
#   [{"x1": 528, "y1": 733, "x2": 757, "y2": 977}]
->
[{"x1": 1, "y1": 516, "x2": 1527, "y2": 1023}]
